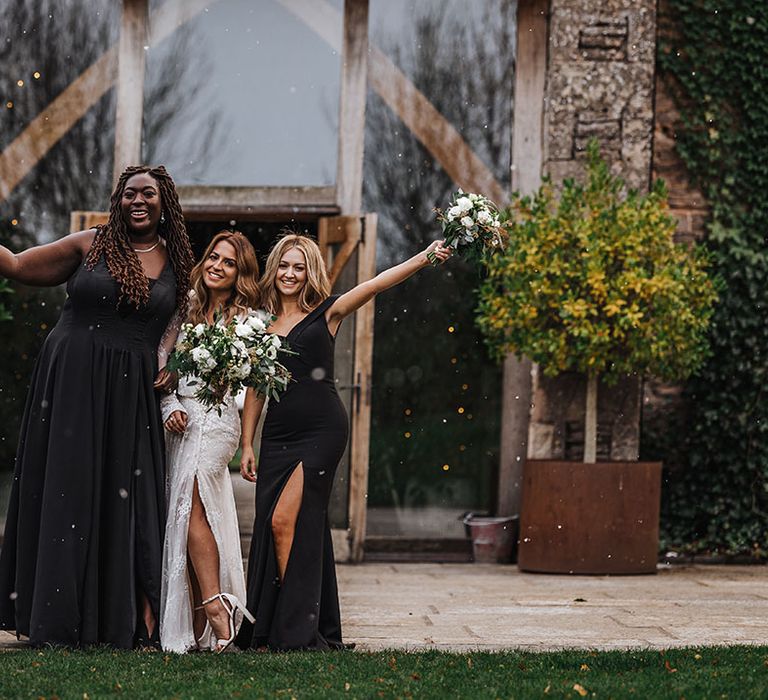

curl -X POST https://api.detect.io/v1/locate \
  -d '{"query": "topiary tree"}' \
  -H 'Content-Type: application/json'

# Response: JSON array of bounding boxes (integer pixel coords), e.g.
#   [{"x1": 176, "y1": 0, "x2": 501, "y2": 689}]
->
[{"x1": 476, "y1": 142, "x2": 718, "y2": 462}]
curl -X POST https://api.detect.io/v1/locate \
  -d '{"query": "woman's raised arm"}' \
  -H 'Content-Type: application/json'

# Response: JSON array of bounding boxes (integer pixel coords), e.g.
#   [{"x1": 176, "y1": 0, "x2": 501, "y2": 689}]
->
[
  {"x1": 325, "y1": 240, "x2": 450, "y2": 334},
  {"x1": 0, "y1": 229, "x2": 96, "y2": 286}
]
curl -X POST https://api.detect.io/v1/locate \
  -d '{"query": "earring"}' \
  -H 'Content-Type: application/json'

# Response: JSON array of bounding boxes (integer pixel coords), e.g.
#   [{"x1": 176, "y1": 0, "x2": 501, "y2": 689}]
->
[{"x1": 160, "y1": 211, "x2": 166, "y2": 224}]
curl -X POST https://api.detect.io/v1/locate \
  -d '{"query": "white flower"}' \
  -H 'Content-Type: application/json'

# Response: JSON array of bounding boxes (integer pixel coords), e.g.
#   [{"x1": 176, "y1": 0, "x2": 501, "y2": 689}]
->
[
  {"x1": 193, "y1": 323, "x2": 206, "y2": 337},
  {"x1": 246, "y1": 314, "x2": 266, "y2": 332},
  {"x1": 469, "y1": 193, "x2": 478, "y2": 202},
  {"x1": 456, "y1": 196, "x2": 473, "y2": 213},
  {"x1": 270, "y1": 335, "x2": 282, "y2": 349},
  {"x1": 448, "y1": 205, "x2": 462, "y2": 220},
  {"x1": 191, "y1": 346, "x2": 216, "y2": 370},
  {"x1": 477, "y1": 209, "x2": 492, "y2": 224},
  {"x1": 236, "y1": 362, "x2": 251, "y2": 380},
  {"x1": 235, "y1": 322, "x2": 255, "y2": 338},
  {"x1": 266, "y1": 345, "x2": 278, "y2": 360},
  {"x1": 460, "y1": 215, "x2": 474, "y2": 229}
]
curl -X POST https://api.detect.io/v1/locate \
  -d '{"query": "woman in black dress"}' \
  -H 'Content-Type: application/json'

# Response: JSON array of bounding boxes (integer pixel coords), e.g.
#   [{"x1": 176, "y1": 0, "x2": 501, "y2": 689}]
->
[
  {"x1": 0, "y1": 165, "x2": 194, "y2": 648},
  {"x1": 235, "y1": 233, "x2": 450, "y2": 651}
]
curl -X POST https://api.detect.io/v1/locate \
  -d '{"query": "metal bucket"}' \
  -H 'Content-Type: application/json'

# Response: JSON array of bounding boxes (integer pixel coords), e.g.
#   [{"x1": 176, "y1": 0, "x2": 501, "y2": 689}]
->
[{"x1": 463, "y1": 515, "x2": 518, "y2": 564}]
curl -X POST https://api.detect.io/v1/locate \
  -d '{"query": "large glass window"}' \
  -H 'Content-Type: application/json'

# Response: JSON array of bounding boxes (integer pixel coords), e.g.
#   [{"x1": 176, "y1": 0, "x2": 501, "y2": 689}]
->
[
  {"x1": 363, "y1": 0, "x2": 515, "y2": 538},
  {"x1": 143, "y1": 0, "x2": 342, "y2": 186}
]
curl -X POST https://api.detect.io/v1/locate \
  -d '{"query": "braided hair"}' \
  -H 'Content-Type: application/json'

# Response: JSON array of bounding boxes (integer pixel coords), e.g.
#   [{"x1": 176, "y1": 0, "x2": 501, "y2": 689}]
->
[{"x1": 85, "y1": 165, "x2": 194, "y2": 310}]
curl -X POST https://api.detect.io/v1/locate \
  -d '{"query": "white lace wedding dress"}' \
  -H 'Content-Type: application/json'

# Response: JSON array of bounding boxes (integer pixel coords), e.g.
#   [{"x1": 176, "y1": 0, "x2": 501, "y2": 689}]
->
[{"x1": 158, "y1": 324, "x2": 249, "y2": 654}]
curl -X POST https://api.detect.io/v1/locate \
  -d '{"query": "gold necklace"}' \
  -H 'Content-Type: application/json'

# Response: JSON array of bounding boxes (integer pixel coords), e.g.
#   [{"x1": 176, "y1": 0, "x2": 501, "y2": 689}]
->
[{"x1": 132, "y1": 238, "x2": 161, "y2": 253}]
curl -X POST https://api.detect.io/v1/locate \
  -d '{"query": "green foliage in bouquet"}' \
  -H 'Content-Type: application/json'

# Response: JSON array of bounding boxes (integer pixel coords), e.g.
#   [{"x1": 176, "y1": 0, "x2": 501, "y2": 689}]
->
[
  {"x1": 477, "y1": 143, "x2": 717, "y2": 382},
  {"x1": 167, "y1": 311, "x2": 292, "y2": 412}
]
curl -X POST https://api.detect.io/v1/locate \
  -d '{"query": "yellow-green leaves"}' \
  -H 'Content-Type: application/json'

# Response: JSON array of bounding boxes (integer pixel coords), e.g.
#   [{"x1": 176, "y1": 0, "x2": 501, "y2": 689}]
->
[{"x1": 476, "y1": 142, "x2": 718, "y2": 384}]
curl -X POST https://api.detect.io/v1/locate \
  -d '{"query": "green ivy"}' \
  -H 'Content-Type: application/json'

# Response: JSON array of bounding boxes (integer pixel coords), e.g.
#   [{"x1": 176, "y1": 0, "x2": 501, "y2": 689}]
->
[{"x1": 656, "y1": 1, "x2": 768, "y2": 556}]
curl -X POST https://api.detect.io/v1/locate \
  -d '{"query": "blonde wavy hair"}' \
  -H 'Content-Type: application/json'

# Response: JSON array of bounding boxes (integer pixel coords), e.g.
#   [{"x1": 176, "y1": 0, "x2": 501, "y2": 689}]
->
[
  {"x1": 260, "y1": 232, "x2": 331, "y2": 314},
  {"x1": 187, "y1": 230, "x2": 261, "y2": 324}
]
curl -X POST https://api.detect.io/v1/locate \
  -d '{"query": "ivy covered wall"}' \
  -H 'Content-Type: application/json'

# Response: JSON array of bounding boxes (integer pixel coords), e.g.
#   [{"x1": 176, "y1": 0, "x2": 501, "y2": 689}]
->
[{"x1": 652, "y1": 0, "x2": 768, "y2": 556}]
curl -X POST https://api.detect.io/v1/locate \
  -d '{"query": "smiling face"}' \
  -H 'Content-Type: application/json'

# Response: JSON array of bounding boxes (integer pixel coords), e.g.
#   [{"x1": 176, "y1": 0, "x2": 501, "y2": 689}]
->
[
  {"x1": 202, "y1": 239, "x2": 238, "y2": 293},
  {"x1": 120, "y1": 172, "x2": 162, "y2": 237},
  {"x1": 276, "y1": 246, "x2": 307, "y2": 298}
]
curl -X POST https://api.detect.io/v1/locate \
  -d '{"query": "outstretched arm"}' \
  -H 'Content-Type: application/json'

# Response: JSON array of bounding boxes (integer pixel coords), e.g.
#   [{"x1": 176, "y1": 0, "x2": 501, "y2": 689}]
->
[
  {"x1": 240, "y1": 388, "x2": 266, "y2": 483},
  {"x1": 0, "y1": 229, "x2": 96, "y2": 286},
  {"x1": 326, "y1": 240, "x2": 450, "y2": 334}
]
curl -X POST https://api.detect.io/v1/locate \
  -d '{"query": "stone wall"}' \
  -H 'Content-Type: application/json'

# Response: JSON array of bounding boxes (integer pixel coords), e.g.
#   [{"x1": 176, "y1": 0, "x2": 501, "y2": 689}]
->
[{"x1": 527, "y1": 0, "x2": 657, "y2": 462}]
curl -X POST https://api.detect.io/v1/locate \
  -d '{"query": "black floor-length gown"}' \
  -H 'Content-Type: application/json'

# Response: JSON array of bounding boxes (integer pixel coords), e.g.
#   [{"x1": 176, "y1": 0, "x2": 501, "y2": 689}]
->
[
  {"x1": 237, "y1": 295, "x2": 347, "y2": 651},
  {"x1": 0, "y1": 254, "x2": 176, "y2": 648}
]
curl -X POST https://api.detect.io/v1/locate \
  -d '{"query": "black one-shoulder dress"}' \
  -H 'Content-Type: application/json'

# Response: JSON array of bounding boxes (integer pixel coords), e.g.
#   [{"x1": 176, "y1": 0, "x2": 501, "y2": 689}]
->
[
  {"x1": 237, "y1": 295, "x2": 347, "y2": 651},
  {"x1": 0, "y1": 254, "x2": 175, "y2": 648}
]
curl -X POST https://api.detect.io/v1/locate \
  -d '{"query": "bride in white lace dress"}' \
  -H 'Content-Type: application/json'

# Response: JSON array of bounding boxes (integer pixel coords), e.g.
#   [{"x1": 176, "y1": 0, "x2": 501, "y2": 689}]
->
[{"x1": 158, "y1": 231, "x2": 260, "y2": 653}]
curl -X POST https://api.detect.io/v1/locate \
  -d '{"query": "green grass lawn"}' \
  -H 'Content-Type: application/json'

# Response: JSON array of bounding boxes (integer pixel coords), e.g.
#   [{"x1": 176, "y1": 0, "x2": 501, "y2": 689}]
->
[{"x1": 1, "y1": 646, "x2": 767, "y2": 699}]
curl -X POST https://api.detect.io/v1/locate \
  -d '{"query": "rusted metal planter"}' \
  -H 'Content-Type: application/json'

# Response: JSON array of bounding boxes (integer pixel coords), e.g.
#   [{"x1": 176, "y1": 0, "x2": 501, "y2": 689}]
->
[{"x1": 517, "y1": 459, "x2": 662, "y2": 575}]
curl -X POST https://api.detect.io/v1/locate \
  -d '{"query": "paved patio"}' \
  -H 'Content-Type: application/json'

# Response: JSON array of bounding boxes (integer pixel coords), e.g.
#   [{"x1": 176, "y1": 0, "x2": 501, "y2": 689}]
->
[{"x1": 2, "y1": 562, "x2": 767, "y2": 651}]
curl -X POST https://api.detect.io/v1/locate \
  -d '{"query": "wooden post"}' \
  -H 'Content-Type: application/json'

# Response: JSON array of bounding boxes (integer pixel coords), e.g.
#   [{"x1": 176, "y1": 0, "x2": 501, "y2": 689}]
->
[
  {"x1": 497, "y1": 0, "x2": 549, "y2": 516},
  {"x1": 336, "y1": 0, "x2": 369, "y2": 214},
  {"x1": 113, "y1": 0, "x2": 148, "y2": 183},
  {"x1": 348, "y1": 213, "x2": 377, "y2": 562}
]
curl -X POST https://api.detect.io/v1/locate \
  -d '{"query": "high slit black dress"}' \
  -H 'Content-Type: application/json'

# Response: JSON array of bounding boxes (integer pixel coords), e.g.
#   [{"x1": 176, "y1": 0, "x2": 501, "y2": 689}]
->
[
  {"x1": 0, "y1": 254, "x2": 175, "y2": 648},
  {"x1": 236, "y1": 295, "x2": 347, "y2": 651}
]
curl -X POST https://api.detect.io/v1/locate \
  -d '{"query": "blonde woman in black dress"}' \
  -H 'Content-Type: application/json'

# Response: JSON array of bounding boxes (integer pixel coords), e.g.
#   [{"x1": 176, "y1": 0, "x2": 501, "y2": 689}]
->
[{"x1": 236, "y1": 233, "x2": 450, "y2": 651}]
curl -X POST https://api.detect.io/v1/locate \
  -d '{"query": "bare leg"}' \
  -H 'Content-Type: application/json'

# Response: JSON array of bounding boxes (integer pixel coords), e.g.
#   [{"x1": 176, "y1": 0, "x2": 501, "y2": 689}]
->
[
  {"x1": 141, "y1": 594, "x2": 156, "y2": 639},
  {"x1": 271, "y1": 464, "x2": 305, "y2": 582},
  {"x1": 187, "y1": 556, "x2": 207, "y2": 641},
  {"x1": 187, "y1": 477, "x2": 230, "y2": 644}
]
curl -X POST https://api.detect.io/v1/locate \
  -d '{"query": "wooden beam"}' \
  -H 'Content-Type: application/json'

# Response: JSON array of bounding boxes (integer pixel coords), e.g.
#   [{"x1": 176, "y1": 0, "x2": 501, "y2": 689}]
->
[
  {"x1": 497, "y1": 0, "x2": 549, "y2": 517},
  {"x1": 336, "y1": 0, "x2": 369, "y2": 214},
  {"x1": 177, "y1": 185, "x2": 336, "y2": 209},
  {"x1": 113, "y1": 0, "x2": 149, "y2": 183},
  {"x1": 348, "y1": 213, "x2": 377, "y2": 562}
]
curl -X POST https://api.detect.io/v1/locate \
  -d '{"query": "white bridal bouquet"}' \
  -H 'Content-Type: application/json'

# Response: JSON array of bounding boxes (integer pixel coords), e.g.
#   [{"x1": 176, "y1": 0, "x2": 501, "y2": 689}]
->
[
  {"x1": 430, "y1": 189, "x2": 507, "y2": 265},
  {"x1": 167, "y1": 310, "x2": 292, "y2": 411}
]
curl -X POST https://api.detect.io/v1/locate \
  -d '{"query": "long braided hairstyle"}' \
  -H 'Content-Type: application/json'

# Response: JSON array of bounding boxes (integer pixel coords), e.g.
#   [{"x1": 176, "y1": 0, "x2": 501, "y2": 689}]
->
[{"x1": 86, "y1": 165, "x2": 194, "y2": 310}]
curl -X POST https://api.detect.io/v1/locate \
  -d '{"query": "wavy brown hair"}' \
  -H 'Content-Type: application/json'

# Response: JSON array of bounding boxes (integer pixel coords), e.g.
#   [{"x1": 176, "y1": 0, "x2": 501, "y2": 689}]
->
[
  {"x1": 85, "y1": 165, "x2": 194, "y2": 310},
  {"x1": 187, "y1": 230, "x2": 261, "y2": 325},
  {"x1": 260, "y1": 231, "x2": 330, "y2": 315}
]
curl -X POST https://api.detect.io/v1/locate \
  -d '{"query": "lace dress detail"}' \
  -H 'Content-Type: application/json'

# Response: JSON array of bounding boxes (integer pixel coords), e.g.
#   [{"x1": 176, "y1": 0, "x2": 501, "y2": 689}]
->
[{"x1": 159, "y1": 324, "x2": 248, "y2": 653}]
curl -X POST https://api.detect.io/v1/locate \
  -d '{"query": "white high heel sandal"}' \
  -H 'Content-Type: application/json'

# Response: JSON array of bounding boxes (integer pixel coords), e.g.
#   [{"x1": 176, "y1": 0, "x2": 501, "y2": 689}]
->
[{"x1": 195, "y1": 592, "x2": 255, "y2": 653}]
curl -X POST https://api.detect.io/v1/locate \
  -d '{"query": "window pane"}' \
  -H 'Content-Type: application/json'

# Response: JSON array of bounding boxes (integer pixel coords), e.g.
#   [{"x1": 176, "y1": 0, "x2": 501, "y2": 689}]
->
[
  {"x1": 143, "y1": 0, "x2": 342, "y2": 186},
  {"x1": 364, "y1": 0, "x2": 515, "y2": 538}
]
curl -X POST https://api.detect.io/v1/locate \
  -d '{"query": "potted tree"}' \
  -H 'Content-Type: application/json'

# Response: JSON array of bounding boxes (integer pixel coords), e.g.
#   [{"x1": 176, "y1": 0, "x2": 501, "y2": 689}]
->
[{"x1": 476, "y1": 142, "x2": 717, "y2": 574}]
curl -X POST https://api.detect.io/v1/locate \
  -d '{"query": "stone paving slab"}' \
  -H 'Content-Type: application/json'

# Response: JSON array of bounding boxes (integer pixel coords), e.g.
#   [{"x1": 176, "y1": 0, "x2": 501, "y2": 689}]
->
[
  {"x1": 2, "y1": 563, "x2": 767, "y2": 652},
  {"x1": 337, "y1": 562, "x2": 768, "y2": 652}
]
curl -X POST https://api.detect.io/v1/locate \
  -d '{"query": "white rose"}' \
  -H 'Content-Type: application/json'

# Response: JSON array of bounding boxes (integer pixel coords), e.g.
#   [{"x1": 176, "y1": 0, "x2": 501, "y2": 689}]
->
[
  {"x1": 448, "y1": 205, "x2": 462, "y2": 220},
  {"x1": 246, "y1": 314, "x2": 266, "y2": 332},
  {"x1": 460, "y1": 215, "x2": 474, "y2": 229},
  {"x1": 477, "y1": 209, "x2": 492, "y2": 224},
  {"x1": 193, "y1": 323, "x2": 206, "y2": 337},
  {"x1": 235, "y1": 323, "x2": 255, "y2": 338},
  {"x1": 456, "y1": 196, "x2": 473, "y2": 213},
  {"x1": 469, "y1": 193, "x2": 478, "y2": 202},
  {"x1": 236, "y1": 362, "x2": 251, "y2": 379},
  {"x1": 191, "y1": 347, "x2": 211, "y2": 366}
]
